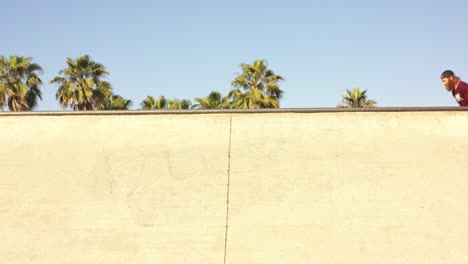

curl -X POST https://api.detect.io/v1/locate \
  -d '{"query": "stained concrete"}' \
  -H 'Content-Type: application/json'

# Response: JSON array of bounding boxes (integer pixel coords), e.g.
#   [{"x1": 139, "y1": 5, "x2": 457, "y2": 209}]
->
[{"x1": 1, "y1": 110, "x2": 468, "y2": 263}]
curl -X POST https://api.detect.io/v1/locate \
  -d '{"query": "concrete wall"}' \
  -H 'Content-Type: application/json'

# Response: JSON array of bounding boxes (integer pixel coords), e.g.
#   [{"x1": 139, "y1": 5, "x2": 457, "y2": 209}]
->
[{"x1": 1, "y1": 110, "x2": 468, "y2": 263}]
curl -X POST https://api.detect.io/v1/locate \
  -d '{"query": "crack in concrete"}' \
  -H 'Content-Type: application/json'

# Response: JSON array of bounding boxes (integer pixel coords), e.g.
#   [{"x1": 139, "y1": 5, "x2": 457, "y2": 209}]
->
[{"x1": 223, "y1": 114, "x2": 233, "y2": 264}]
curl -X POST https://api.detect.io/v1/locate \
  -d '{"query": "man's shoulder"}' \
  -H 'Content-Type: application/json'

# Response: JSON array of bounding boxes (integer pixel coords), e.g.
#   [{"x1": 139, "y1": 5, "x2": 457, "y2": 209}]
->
[
  {"x1": 460, "y1": 81, "x2": 468, "y2": 89},
  {"x1": 457, "y1": 81, "x2": 468, "y2": 94}
]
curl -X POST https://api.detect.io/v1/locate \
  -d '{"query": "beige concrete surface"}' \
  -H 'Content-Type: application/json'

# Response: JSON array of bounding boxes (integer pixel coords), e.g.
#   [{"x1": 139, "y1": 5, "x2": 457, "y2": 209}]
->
[
  {"x1": 1, "y1": 111, "x2": 468, "y2": 263},
  {"x1": 228, "y1": 111, "x2": 468, "y2": 263},
  {"x1": 0, "y1": 114, "x2": 230, "y2": 264}
]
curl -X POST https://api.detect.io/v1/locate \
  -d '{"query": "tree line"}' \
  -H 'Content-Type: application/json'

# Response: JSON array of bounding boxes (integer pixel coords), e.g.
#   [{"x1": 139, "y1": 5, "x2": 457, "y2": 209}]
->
[{"x1": 0, "y1": 54, "x2": 376, "y2": 111}]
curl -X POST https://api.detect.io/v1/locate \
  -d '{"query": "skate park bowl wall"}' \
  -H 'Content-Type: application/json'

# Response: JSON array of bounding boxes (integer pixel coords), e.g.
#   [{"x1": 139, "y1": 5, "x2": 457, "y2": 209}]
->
[{"x1": 1, "y1": 108, "x2": 467, "y2": 263}]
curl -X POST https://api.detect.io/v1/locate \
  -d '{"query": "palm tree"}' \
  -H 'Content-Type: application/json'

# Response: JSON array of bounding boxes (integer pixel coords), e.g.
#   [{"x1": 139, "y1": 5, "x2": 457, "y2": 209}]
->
[
  {"x1": 51, "y1": 55, "x2": 112, "y2": 110},
  {"x1": 140, "y1": 95, "x2": 167, "y2": 110},
  {"x1": 99, "y1": 94, "x2": 132, "y2": 110},
  {"x1": 167, "y1": 99, "x2": 192, "y2": 110},
  {"x1": 229, "y1": 60, "x2": 284, "y2": 109},
  {"x1": 0, "y1": 55, "x2": 43, "y2": 111},
  {"x1": 140, "y1": 95, "x2": 192, "y2": 110},
  {"x1": 193, "y1": 91, "x2": 229, "y2": 109},
  {"x1": 227, "y1": 87, "x2": 279, "y2": 109},
  {"x1": 338, "y1": 88, "x2": 377, "y2": 108}
]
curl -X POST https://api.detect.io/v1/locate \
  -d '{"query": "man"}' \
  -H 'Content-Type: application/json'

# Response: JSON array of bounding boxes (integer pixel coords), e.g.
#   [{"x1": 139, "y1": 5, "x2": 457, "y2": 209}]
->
[{"x1": 441, "y1": 70, "x2": 468, "y2": 106}]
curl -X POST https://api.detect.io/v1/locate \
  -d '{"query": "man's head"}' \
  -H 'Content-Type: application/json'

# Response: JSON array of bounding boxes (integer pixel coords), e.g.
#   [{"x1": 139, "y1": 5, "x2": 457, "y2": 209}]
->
[{"x1": 441, "y1": 70, "x2": 457, "y2": 91}]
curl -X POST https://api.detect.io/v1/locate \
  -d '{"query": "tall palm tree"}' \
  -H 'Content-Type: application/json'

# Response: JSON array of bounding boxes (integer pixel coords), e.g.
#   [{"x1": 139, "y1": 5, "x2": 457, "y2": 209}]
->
[
  {"x1": 99, "y1": 94, "x2": 132, "y2": 110},
  {"x1": 229, "y1": 60, "x2": 284, "y2": 109},
  {"x1": 0, "y1": 55, "x2": 43, "y2": 111},
  {"x1": 140, "y1": 95, "x2": 167, "y2": 110},
  {"x1": 51, "y1": 55, "x2": 112, "y2": 110},
  {"x1": 338, "y1": 88, "x2": 377, "y2": 108},
  {"x1": 193, "y1": 91, "x2": 229, "y2": 109}
]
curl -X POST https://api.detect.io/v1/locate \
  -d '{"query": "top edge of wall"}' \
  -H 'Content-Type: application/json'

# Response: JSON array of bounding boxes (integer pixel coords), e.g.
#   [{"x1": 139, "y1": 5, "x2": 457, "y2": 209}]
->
[{"x1": 0, "y1": 107, "x2": 467, "y2": 117}]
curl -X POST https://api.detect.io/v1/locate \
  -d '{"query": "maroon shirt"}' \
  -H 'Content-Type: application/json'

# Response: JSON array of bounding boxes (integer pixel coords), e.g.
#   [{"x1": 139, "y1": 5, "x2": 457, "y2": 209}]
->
[{"x1": 452, "y1": 81, "x2": 468, "y2": 106}]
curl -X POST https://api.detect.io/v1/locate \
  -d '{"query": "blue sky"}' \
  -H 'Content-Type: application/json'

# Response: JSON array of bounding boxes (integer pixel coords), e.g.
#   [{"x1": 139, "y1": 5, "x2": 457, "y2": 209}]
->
[{"x1": 2, "y1": 0, "x2": 468, "y2": 110}]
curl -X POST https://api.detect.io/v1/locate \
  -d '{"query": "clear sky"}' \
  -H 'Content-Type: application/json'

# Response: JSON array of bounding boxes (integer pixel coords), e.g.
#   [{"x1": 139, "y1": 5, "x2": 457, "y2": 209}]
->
[{"x1": 2, "y1": 0, "x2": 468, "y2": 110}]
